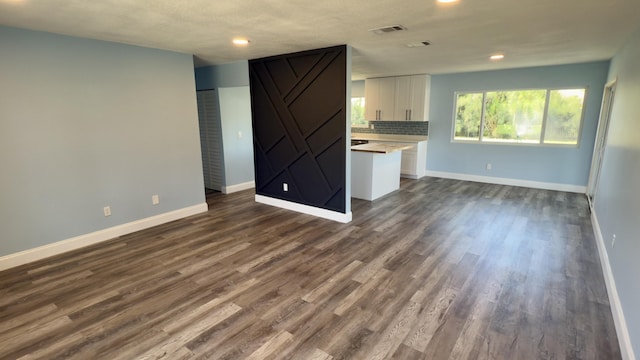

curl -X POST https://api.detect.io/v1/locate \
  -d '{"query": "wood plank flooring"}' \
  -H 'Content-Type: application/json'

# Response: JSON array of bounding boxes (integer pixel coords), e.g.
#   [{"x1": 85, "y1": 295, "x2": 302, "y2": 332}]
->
[{"x1": 0, "y1": 177, "x2": 620, "y2": 359}]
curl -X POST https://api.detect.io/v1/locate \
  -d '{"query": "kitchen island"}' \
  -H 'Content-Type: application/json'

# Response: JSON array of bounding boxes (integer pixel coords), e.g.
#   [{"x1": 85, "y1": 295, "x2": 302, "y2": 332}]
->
[{"x1": 351, "y1": 142, "x2": 412, "y2": 201}]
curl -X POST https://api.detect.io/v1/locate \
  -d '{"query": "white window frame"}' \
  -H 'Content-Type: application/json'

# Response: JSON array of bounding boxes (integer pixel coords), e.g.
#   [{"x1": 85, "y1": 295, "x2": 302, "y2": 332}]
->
[{"x1": 451, "y1": 87, "x2": 588, "y2": 147}]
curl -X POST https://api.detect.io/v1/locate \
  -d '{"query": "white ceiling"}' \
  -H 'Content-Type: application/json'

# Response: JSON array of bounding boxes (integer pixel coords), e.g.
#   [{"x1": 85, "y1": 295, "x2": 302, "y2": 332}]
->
[{"x1": 1, "y1": 0, "x2": 639, "y2": 79}]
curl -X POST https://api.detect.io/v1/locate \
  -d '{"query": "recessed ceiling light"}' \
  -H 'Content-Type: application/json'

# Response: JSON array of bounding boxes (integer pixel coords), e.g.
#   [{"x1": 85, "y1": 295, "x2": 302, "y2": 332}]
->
[
  {"x1": 232, "y1": 38, "x2": 250, "y2": 46},
  {"x1": 490, "y1": 54, "x2": 505, "y2": 61},
  {"x1": 438, "y1": 0, "x2": 459, "y2": 3}
]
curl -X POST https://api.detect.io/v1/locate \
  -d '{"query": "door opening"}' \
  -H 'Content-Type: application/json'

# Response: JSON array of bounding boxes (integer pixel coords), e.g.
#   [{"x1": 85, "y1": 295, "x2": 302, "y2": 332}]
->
[{"x1": 587, "y1": 79, "x2": 616, "y2": 209}]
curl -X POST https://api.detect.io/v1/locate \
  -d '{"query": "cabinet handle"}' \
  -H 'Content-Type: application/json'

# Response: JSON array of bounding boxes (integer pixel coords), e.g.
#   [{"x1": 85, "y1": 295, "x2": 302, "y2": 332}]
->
[
  {"x1": 409, "y1": 109, "x2": 412, "y2": 120},
  {"x1": 405, "y1": 109, "x2": 408, "y2": 120}
]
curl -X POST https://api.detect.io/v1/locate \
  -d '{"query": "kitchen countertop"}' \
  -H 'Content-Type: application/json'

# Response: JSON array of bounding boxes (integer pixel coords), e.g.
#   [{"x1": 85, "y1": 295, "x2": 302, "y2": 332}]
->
[
  {"x1": 351, "y1": 133, "x2": 428, "y2": 142},
  {"x1": 351, "y1": 143, "x2": 413, "y2": 154}
]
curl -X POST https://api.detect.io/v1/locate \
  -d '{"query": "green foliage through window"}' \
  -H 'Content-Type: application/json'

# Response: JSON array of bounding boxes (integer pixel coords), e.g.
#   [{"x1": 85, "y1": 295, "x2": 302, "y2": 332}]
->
[
  {"x1": 454, "y1": 89, "x2": 586, "y2": 145},
  {"x1": 351, "y1": 97, "x2": 366, "y2": 127}
]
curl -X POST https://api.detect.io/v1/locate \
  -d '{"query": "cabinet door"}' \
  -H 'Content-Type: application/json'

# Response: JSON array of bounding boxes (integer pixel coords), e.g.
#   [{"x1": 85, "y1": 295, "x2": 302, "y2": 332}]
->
[
  {"x1": 394, "y1": 76, "x2": 412, "y2": 120},
  {"x1": 377, "y1": 77, "x2": 396, "y2": 120},
  {"x1": 364, "y1": 78, "x2": 380, "y2": 121},
  {"x1": 401, "y1": 152, "x2": 417, "y2": 175},
  {"x1": 409, "y1": 75, "x2": 429, "y2": 121},
  {"x1": 400, "y1": 145, "x2": 418, "y2": 176}
]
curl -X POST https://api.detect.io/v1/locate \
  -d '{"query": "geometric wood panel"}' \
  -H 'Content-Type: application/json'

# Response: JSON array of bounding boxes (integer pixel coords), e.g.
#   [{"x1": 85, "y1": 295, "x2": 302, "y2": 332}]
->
[{"x1": 249, "y1": 45, "x2": 347, "y2": 213}]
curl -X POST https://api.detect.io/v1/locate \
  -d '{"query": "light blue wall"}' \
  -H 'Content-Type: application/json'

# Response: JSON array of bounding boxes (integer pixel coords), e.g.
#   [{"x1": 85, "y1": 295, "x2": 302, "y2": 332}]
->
[
  {"x1": 195, "y1": 61, "x2": 250, "y2": 89},
  {"x1": 594, "y1": 27, "x2": 640, "y2": 358},
  {"x1": 0, "y1": 26, "x2": 205, "y2": 257},
  {"x1": 351, "y1": 80, "x2": 365, "y2": 97},
  {"x1": 218, "y1": 87, "x2": 255, "y2": 187},
  {"x1": 427, "y1": 62, "x2": 610, "y2": 186}
]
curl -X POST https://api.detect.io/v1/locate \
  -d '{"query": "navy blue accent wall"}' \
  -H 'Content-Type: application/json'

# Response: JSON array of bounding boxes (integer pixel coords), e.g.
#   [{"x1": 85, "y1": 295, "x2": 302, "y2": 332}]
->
[{"x1": 249, "y1": 45, "x2": 347, "y2": 213}]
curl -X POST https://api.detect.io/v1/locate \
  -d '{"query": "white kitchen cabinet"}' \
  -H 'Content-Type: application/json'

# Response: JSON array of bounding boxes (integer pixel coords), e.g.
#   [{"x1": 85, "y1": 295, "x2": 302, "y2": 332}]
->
[
  {"x1": 366, "y1": 74, "x2": 430, "y2": 121},
  {"x1": 409, "y1": 75, "x2": 430, "y2": 121},
  {"x1": 400, "y1": 145, "x2": 418, "y2": 175},
  {"x1": 399, "y1": 140, "x2": 427, "y2": 178},
  {"x1": 393, "y1": 76, "x2": 412, "y2": 121},
  {"x1": 365, "y1": 77, "x2": 396, "y2": 120},
  {"x1": 368, "y1": 140, "x2": 428, "y2": 179}
]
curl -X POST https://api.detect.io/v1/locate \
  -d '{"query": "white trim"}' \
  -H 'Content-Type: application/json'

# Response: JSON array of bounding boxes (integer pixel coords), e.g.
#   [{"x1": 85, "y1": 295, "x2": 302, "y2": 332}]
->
[
  {"x1": 591, "y1": 209, "x2": 635, "y2": 360},
  {"x1": 255, "y1": 195, "x2": 352, "y2": 223},
  {"x1": 222, "y1": 181, "x2": 255, "y2": 194},
  {"x1": 425, "y1": 170, "x2": 586, "y2": 193},
  {"x1": 0, "y1": 203, "x2": 209, "y2": 272}
]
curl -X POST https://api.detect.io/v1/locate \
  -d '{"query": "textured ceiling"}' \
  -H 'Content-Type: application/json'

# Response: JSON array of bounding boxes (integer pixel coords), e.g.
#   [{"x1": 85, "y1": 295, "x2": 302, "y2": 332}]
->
[{"x1": 1, "y1": 0, "x2": 639, "y2": 79}]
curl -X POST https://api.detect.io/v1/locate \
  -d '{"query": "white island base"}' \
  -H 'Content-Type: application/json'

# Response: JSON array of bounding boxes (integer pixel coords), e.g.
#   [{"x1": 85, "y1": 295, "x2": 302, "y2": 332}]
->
[{"x1": 351, "y1": 150, "x2": 403, "y2": 201}]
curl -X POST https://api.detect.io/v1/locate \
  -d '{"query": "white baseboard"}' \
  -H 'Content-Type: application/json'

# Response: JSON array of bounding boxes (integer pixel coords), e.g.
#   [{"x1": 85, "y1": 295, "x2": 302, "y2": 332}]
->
[
  {"x1": 425, "y1": 170, "x2": 587, "y2": 193},
  {"x1": 255, "y1": 195, "x2": 352, "y2": 223},
  {"x1": 401, "y1": 173, "x2": 419, "y2": 180},
  {"x1": 591, "y1": 209, "x2": 636, "y2": 360},
  {"x1": 222, "y1": 181, "x2": 255, "y2": 194},
  {"x1": 0, "y1": 203, "x2": 209, "y2": 272}
]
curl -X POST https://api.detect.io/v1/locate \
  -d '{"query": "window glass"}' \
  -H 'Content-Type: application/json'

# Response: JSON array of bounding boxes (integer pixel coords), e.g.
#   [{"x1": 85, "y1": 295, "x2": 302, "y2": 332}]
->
[
  {"x1": 483, "y1": 90, "x2": 545, "y2": 143},
  {"x1": 452, "y1": 88, "x2": 585, "y2": 146},
  {"x1": 351, "y1": 97, "x2": 366, "y2": 127},
  {"x1": 454, "y1": 93, "x2": 483, "y2": 141},
  {"x1": 544, "y1": 89, "x2": 586, "y2": 145}
]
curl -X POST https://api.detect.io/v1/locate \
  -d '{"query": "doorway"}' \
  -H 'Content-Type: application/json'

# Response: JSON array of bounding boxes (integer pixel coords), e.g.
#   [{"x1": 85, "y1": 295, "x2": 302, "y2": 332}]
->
[
  {"x1": 197, "y1": 89, "x2": 224, "y2": 208},
  {"x1": 587, "y1": 79, "x2": 617, "y2": 208}
]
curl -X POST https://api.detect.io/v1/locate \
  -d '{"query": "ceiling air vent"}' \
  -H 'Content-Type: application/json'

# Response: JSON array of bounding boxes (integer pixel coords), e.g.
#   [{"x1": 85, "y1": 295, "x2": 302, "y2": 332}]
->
[
  {"x1": 407, "y1": 41, "x2": 431, "y2": 48},
  {"x1": 369, "y1": 25, "x2": 408, "y2": 35}
]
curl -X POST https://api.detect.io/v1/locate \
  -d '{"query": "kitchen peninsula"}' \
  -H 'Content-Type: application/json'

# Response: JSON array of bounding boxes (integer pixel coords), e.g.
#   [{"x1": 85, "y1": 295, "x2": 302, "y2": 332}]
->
[{"x1": 351, "y1": 142, "x2": 412, "y2": 201}]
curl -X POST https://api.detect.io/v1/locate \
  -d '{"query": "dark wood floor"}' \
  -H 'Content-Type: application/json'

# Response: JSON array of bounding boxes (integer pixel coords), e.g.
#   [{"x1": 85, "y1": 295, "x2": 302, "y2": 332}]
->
[{"x1": 0, "y1": 177, "x2": 620, "y2": 359}]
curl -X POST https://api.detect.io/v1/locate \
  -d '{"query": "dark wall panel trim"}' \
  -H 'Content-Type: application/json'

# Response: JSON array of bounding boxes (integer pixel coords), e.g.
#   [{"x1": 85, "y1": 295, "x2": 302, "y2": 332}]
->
[{"x1": 249, "y1": 45, "x2": 347, "y2": 213}]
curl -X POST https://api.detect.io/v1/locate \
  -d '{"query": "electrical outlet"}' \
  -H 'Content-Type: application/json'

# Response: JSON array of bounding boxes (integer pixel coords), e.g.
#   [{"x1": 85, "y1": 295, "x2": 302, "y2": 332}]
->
[
  {"x1": 612, "y1": 234, "x2": 616, "y2": 248},
  {"x1": 237, "y1": 131, "x2": 243, "y2": 139},
  {"x1": 152, "y1": 195, "x2": 159, "y2": 205},
  {"x1": 370, "y1": 123, "x2": 375, "y2": 130},
  {"x1": 486, "y1": 163, "x2": 492, "y2": 171},
  {"x1": 283, "y1": 183, "x2": 288, "y2": 192},
  {"x1": 103, "y1": 206, "x2": 111, "y2": 217}
]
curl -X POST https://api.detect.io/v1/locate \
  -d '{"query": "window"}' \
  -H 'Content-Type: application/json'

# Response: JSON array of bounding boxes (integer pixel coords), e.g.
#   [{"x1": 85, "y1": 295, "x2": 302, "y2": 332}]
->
[
  {"x1": 453, "y1": 88, "x2": 586, "y2": 145},
  {"x1": 351, "y1": 97, "x2": 366, "y2": 127}
]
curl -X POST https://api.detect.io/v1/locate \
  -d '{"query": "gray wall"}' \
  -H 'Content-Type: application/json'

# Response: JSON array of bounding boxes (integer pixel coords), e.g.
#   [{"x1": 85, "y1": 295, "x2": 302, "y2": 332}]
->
[
  {"x1": 0, "y1": 26, "x2": 205, "y2": 257},
  {"x1": 351, "y1": 80, "x2": 365, "y2": 97},
  {"x1": 195, "y1": 61, "x2": 250, "y2": 89},
  {"x1": 594, "y1": 26, "x2": 640, "y2": 358},
  {"x1": 427, "y1": 62, "x2": 610, "y2": 187},
  {"x1": 218, "y1": 87, "x2": 255, "y2": 187}
]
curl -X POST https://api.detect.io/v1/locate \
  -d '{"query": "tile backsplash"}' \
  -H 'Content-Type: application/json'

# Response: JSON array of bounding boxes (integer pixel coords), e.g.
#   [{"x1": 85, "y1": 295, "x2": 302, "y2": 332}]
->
[{"x1": 352, "y1": 121, "x2": 429, "y2": 136}]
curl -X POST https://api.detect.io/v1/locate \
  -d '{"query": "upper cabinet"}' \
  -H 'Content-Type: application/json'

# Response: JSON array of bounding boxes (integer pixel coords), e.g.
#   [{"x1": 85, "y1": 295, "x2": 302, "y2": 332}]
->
[
  {"x1": 364, "y1": 77, "x2": 396, "y2": 121},
  {"x1": 365, "y1": 74, "x2": 431, "y2": 121}
]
